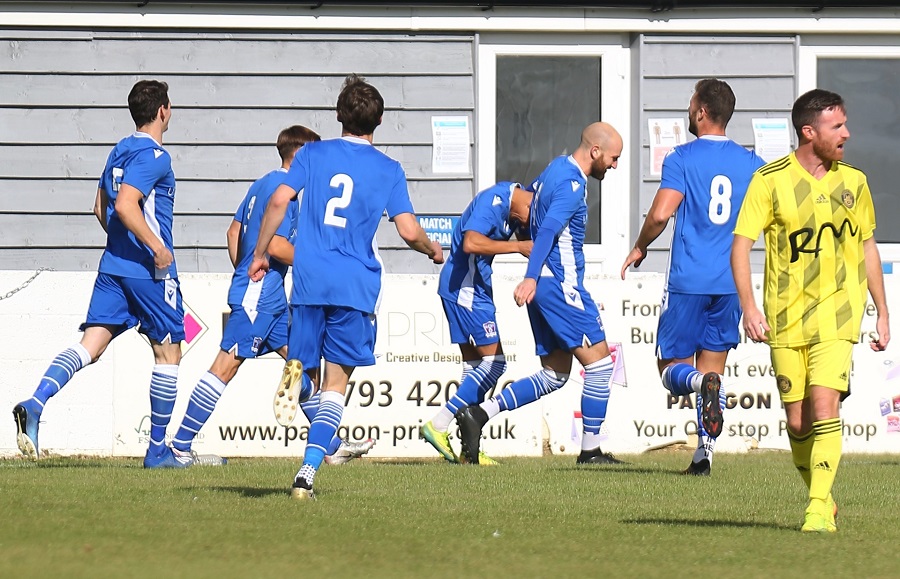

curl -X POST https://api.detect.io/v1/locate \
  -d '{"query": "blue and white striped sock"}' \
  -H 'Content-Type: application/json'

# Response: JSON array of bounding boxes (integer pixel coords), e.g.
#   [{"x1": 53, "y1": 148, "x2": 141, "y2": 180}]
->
[
  {"x1": 29, "y1": 344, "x2": 92, "y2": 413},
  {"x1": 300, "y1": 388, "x2": 342, "y2": 455},
  {"x1": 172, "y1": 371, "x2": 226, "y2": 452},
  {"x1": 148, "y1": 364, "x2": 179, "y2": 451},
  {"x1": 429, "y1": 360, "x2": 482, "y2": 432},
  {"x1": 581, "y1": 356, "x2": 613, "y2": 450},
  {"x1": 494, "y1": 367, "x2": 567, "y2": 416},
  {"x1": 434, "y1": 355, "x2": 506, "y2": 431},
  {"x1": 662, "y1": 363, "x2": 701, "y2": 396},
  {"x1": 303, "y1": 390, "x2": 344, "y2": 471}
]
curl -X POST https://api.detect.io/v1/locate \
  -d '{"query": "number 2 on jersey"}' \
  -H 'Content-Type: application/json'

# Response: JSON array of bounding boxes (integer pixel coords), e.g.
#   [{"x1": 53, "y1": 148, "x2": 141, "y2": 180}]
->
[
  {"x1": 324, "y1": 174, "x2": 353, "y2": 228},
  {"x1": 708, "y1": 174, "x2": 732, "y2": 225}
]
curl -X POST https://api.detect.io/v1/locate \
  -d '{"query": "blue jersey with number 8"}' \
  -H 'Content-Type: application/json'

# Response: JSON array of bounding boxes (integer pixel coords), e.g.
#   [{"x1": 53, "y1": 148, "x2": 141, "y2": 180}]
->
[
  {"x1": 283, "y1": 137, "x2": 415, "y2": 313},
  {"x1": 660, "y1": 135, "x2": 765, "y2": 294}
]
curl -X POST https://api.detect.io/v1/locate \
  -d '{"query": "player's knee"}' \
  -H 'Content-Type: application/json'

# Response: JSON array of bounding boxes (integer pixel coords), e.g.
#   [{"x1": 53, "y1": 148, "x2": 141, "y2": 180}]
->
[{"x1": 539, "y1": 368, "x2": 568, "y2": 395}]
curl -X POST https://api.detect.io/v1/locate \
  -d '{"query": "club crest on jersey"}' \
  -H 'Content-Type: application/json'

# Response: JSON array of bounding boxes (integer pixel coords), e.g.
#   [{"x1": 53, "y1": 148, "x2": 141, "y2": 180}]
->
[
  {"x1": 251, "y1": 336, "x2": 262, "y2": 354},
  {"x1": 841, "y1": 189, "x2": 855, "y2": 208},
  {"x1": 482, "y1": 321, "x2": 497, "y2": 339}
]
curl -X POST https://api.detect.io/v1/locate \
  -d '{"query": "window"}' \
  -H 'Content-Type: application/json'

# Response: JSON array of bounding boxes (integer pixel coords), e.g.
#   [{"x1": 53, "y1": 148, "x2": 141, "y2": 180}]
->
[
  {"x1": 800, "y1": 44, "x2": 900, "y2": 255},
  {"x1": 477, "y1": 40, "x2": 631, "y2": 268}
]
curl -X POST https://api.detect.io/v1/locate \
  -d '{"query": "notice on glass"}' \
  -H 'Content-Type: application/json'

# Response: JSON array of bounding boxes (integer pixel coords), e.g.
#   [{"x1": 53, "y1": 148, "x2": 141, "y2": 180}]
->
[
  {"x1": 648, "y1": 118, "x2": 687, "y2": 177},
  {"x1": 752, "y1": 118, "x2": 792, "y2": 162},
  {"x1": 431, "y1": 116, "x2": 470, "y2": 174}
]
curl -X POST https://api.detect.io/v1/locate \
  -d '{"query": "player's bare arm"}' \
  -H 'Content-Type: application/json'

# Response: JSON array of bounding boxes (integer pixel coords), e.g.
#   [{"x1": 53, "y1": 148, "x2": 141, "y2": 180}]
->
[
  {"x1": 249, "y1": 183, "x2": 295, "y2": 281},
  {"x1": 863, "y1": 236, "x2": 891, "y2": 351},
  {"x1": 226, "y1": 219, "x2": 241, "y2": 268},
  {"x1": 463, "y1": 230, "x2": 533, "y2": 258},
  {"x1": 115, "y1": 183, "x2": 172, "y2": 269},
  {"x1": 621, "y1": 187, "x2": 684, "y2": 279},
  {"x1": 267, "y1": 235, "x2": 294, "y2": 267},
  {"x1": 731, "y1": 234, "x2": 769, "y2": 342},
  {"x1": 393, "y1": 212, "x2": 444, "y2": 264},
  {"x1": 93, "y1": 187, "x2": 109, "y2": 233}
]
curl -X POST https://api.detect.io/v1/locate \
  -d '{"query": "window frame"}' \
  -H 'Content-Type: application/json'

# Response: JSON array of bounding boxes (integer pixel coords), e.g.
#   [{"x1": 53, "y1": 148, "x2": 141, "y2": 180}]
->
[
  {"x1": 799, "y1": 43, "x2": 900, "y2": 261},
  {"x1": 476, "y1": 38, "x2": 632, "y2": 266}
]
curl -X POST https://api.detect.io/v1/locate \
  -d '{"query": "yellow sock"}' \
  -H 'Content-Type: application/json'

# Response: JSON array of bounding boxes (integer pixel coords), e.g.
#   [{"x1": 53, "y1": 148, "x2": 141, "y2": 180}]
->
[
  {"x1": 809, "y1": 418, "x2": 842, "y2": 507},
  {"x1": 787, "y1": 428, "x2": 814, "y2": 489}
]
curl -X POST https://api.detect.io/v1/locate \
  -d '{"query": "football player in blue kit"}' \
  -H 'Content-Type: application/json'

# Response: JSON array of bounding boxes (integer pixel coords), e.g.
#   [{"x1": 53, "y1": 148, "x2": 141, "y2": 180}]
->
[
  {"x1": 248, "y1": 74, "x2": 443, "y2": 499},
  {"x1": 420, "y1": 182, "x2": 533, "y2": 464},
  {"x1": 169, "y1": 125, "x2": 375, "y2": 467},
  {"x1": 621, "y1": 78, "x2": 765, "y2": 475},
  {"x1": 456, "y1": 122, "x2": 624, "y2": 465},
  {"x1": 12, "y1": 80, "x2": 191, "y2": 468}
]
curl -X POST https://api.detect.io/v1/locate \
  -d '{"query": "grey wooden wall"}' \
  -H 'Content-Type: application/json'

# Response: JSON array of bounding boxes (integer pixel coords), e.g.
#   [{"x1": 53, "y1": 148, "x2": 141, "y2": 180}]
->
[
  {"x1": 632, "y1": 35, "x2": 797, "y2": 273},
  {"x1": 0, "y1": 30, "x2": 475, "y2": 273}
]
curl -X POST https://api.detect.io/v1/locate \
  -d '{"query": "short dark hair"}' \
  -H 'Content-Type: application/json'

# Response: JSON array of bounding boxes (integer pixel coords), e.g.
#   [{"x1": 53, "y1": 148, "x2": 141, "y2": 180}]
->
[
  {"x1": 336, "y1": 74, "x2": 384, "y2": 136},
  {"x1": 792, "y1": 89, "x2": 845, "y2": 139},
  {"x1": 694, "y1": 78, "x2": 735, "y2": 126},
  {"x1": 128, "y1": 80, "x2": 170, "y2": 127},
  {"x1": 277, "y1": 125, "x2": 321, "y2": 163}
]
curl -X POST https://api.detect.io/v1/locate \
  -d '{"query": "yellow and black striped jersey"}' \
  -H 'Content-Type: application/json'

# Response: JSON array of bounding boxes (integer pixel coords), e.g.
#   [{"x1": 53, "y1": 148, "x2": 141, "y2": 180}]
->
[{"x1": 734, "y1": 152, "x2": 875, "y2": 347}]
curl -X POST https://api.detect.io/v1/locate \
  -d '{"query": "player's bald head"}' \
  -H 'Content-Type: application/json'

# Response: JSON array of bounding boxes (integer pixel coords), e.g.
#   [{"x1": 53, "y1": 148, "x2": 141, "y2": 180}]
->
[
  {"x1": 580, "y1": 122, "x2": 622, "y2": 152},
  {"x1": 577, "y1": 121, "x2": 623, "y2": 181}
]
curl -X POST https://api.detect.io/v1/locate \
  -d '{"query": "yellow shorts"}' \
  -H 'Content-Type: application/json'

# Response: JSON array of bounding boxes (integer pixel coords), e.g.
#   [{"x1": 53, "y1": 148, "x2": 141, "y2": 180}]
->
[{"x1": 770, "y1": 340, "x2": 853, "y2": 403}]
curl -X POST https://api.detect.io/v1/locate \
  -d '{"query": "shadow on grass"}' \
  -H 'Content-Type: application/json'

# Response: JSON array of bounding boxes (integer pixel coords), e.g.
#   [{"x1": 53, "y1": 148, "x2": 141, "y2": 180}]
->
[
  {"x1": 622, "y1": 516, "x2": 795, "y2": 531},
  {"x1": 0, "y1": 457, "x2": 140, "y2": 469},
  {"x1": 554, "y1": 465, "x2": 676, "y2": 476},
  {"x1": 209, "y1": 485, "x2": 298, "y2": 499}
]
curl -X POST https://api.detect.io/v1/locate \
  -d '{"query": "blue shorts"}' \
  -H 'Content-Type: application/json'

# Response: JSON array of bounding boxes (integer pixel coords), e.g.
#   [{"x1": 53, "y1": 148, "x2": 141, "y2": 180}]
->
[
  {"x1": 220, "y1": 306, "x2": 288, "y2": 358},
  {"x1": 441, "y1": 298, "x2": 500, "y2": 346},
  {"x1": 82, "y1": 272, "x2": 185, "y2": 344},
  {"x1": 288, "y1": 304, "x2": 377, "y2": 368},
  {"x1": 656, "y1": 291, "x2": 741, "y2": 360},
  {"x1": 526, "y1": 277, "x2": 605, "y2": 356}
]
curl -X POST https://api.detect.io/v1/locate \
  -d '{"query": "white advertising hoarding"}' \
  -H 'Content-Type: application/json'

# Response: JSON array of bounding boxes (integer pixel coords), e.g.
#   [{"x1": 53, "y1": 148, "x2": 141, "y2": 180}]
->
[{"x1": 0, "y1": 269, "x2": 896, "y2": 458}]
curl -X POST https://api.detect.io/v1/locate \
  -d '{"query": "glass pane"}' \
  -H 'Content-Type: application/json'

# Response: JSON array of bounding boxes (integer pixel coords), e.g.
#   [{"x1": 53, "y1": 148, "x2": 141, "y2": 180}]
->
[
  {"x1": 818, "y1": 58, "x2": 900, "y2": 243},
  {"x1": 496, "y1": 56, "x2": 601, "y2": 243}
]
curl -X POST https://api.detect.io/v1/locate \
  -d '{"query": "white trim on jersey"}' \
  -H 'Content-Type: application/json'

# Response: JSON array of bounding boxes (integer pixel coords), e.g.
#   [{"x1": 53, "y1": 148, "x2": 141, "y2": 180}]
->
[
  {"x1": 241, "y1": 279, "x2": 263, "y2": 323},
  {"x1": 372, "y1": 233, "x2": 385, "y2": 314},
  {"x1": 143, "y1": 189, "x2": 169, "y2": 280},
  {"x1": 456, "y1": 254, "x2": 477, "y2": 310},
  {"x1": 558, "y1": 225, "x2": 584, "y2": 310}
]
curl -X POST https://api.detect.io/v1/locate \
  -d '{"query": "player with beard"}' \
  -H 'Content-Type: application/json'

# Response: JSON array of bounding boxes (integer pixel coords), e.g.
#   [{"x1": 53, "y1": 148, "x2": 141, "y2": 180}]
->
[
  {"x1": 456, "y1": 122, "x2": 624, "y2": 465},
  {"x1": 732, "y1": 89, "x2": 890, "y2": 532},
  {"x1": 621, "y1": 79, "x2": 765, "y2": 476}
]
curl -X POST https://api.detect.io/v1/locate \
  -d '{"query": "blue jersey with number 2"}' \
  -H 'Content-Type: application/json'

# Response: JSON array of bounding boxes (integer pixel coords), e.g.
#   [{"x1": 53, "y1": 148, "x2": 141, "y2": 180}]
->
[
  {"x1": 660, "y1": 135, "x2": 765, "y2": 294},
  {"x1": 283, "y1": 137, "x2": 414, "y2": 314}
]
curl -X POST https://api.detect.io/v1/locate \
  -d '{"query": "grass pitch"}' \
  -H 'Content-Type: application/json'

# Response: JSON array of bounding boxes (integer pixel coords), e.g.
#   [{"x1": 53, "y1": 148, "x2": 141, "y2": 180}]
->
[{"x1": 1, "y1": 451, "x2": 898, "y2": 578}]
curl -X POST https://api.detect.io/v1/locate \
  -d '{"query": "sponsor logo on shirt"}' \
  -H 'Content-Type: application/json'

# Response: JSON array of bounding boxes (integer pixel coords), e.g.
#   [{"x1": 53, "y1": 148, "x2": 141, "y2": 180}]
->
[{"x1": 788, "y1": 218, "x2": 859, "y2": 263}]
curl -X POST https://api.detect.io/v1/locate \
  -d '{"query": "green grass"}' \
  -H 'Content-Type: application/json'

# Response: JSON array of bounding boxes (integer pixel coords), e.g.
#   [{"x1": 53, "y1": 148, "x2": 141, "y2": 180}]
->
[{"x1": 1, "y1": 451, "x2": 898, "y2": 578}]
